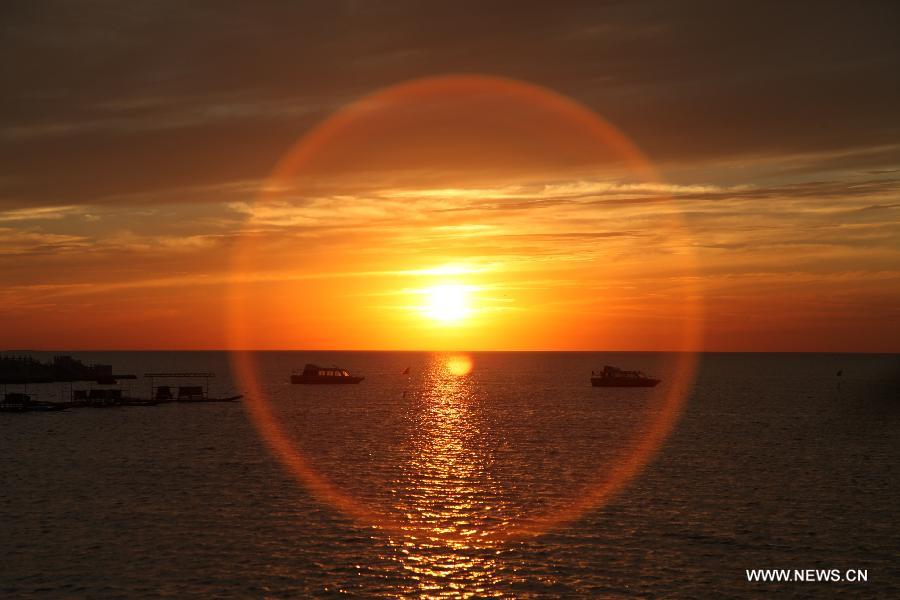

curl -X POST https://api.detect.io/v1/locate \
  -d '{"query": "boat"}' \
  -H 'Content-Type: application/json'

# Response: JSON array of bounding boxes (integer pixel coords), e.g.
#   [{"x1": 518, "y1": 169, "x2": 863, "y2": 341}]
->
[
  {"x1": 0, "y1": 392, "x2": 67, "y2": 412},
  {"x1": 146, "y1": 373, "x2": 243, "y2": 403},
  {"x1": 63, "y1": 373, "x2": 240, "y2": 406},
  {"x1": 69, "y1": 388, "x2": 157, "y2": 407},
  {"x1": 591, "y1": 365, "x2": 660, "y2": 387},
  {"x1": 291, "y1": 364, "x2": 364, "y2": 384},
  {"x1": 152, "y1": 385, "x2": 241, "y2": 403},
  {"x1": 74, "y1": 388, "x2": 125, "y2": 407}
]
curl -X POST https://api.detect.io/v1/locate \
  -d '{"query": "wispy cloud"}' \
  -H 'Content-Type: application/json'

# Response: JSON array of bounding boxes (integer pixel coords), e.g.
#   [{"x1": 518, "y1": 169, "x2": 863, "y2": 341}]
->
[
  {"x1": 0, "y1": 205, "x2": 85, "y2": 222},
  {"x1": 0, "y1": 227, "x2": 90, "y2": 255}
]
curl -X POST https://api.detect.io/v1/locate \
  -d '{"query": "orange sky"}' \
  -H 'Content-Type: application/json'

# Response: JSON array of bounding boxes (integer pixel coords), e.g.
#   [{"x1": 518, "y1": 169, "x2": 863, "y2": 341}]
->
[
  {"x1": 222, "y1": 76, "x2": 701, "y2": 352},
  {"x1": 1, "y1": 5, "x2": 898, "y2": 352}
]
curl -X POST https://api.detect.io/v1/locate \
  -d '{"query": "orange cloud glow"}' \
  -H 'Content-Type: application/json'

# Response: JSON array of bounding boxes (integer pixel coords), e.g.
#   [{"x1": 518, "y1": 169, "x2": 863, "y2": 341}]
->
[{"x1": 224, "y1": 76, "x2": 701, "y2": 352}]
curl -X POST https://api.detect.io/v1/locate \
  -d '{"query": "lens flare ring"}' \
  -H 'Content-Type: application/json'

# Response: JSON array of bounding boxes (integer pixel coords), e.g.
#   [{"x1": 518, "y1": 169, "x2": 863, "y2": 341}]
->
[{"x1": 227, "y1": 74, "x2": 702, "y2": 543}]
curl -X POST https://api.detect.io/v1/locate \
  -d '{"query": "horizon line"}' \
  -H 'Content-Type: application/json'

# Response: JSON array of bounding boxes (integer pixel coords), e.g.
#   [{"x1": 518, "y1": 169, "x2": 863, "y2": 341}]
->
[{"x1": 2, "y1": 348, "x2": 898, "y2": 355}]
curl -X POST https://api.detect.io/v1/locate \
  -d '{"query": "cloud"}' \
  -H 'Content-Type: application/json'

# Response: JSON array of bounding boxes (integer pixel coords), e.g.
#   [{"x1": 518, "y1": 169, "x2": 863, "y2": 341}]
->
[
  {"x1": 0, "y1": 2, "x2": 898, "y2": 349},
  {"x1": 0, "y1": 227, "x2": 89, "y2": 255},
  {"x1": 0, "y1": 95, "x2": 331, "y2": 142},
  {"x1": 1, "y1": 2, "x2": 899, "y2": 210},
  {"x1": 0, "y1": 205, "x2": 84, "y2": 222}
]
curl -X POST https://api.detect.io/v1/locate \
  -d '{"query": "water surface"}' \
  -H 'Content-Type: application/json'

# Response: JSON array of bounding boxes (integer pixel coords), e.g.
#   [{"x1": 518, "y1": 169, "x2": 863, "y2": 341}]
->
[{"x1": 2, "y1": 352, "x2": 897, "y2": 597}]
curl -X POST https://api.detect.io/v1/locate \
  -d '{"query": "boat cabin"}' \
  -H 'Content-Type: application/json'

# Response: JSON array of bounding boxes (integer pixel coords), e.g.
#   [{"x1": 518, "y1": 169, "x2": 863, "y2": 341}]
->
[
  {"x1": 591, "y1": 365, "x2": 661, "y2": 387},
  {"x1": 153, "y1": 385, "x2": 203, "y2": 400},
  {"x1": 88, "y1": 389, "x2": 122, "y2": 400},
  {"x1": 597, "y1": 365, "x2": 646, "y2": 378},
  {"x1": 302, "y1": 364, "x2": 352, "y2": 377},
  {"x1": 178, "y1": 386, "x2": 204, "y2": 400},
  {"x1": 67, "y1": 388, "x2": 123, "y2": 405},
  {"x1": 292, "y1": 363, "x2": 364, "y2": 384},
  {"x1": 146, "y1": 372, "x2": 213, "y2": 402}
]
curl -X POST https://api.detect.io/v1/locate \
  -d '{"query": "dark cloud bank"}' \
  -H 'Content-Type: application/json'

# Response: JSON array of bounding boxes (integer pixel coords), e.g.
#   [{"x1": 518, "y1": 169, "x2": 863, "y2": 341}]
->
[{"x1": 1, "y1": 0, "x2": 899, "y2": 208}]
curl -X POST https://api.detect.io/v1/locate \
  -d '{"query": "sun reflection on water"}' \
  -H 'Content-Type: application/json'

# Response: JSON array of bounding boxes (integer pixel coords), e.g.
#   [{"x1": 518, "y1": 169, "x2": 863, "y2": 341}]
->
[
  {"x1": 444, "y1": 355, "x2": 474, "y2": 378},
  {"x1": 385, "y1": 354, "x2": 521, "y2": 596}
]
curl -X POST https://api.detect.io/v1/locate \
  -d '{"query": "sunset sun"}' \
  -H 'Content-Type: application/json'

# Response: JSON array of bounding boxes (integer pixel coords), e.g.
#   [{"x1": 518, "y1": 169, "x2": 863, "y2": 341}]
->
[{"x1": 421, "y1": 284, "x2": 472, "y2": 323}]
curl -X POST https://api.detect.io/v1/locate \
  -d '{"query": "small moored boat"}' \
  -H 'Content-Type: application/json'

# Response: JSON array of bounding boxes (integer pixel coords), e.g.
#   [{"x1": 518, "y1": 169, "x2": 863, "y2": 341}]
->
[
  {"x1": 591, "y1": 365, "x2": 660, "y2": 387},
  {"x1": 1, "y1": 392, "x2": 67, "y2": 412},
  {"x1": 291, "y1": 364, "x2": 364, "y2": 384},
  {"x1": 71, "y1": 388, "x2": 157, "y2": 407},
  {"x1": 146, "y1": 373, "x2": 243, "y2": 403}
]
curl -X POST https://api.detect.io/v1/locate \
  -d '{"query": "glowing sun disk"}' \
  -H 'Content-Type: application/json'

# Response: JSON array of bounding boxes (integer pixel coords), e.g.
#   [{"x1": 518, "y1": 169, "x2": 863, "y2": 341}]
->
[{"x1": 422, "y1": 284, "x2": 471, "y2": 323}]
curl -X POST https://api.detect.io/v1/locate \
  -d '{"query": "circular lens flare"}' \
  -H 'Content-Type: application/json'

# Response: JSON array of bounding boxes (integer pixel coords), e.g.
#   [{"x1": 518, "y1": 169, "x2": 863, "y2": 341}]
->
[{"x1": 227, "y1": 74, "x2": 702, "y2": 543}]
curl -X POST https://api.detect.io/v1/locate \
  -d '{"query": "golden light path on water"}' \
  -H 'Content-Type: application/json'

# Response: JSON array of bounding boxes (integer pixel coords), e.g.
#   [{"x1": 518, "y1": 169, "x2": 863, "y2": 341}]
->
[
  {"x1": 227, "y1": 74, "x2": 701, "y2": 544},
  {"x1": 387, "y1": 355, "x2": 508, "y2": 596}
]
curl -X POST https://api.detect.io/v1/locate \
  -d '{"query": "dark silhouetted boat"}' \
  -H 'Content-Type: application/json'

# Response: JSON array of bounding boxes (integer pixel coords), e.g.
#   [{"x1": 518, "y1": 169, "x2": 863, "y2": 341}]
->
[
  {"x1": 1, "y1": 392, "x2": 67, "y2": 412},
  {"x1": 70, "y1": 389, "x2": 157, "y2": 407},
  {"x1": 291, "y1": 364, "x2": 364, "y2": 384},
  {"x1": 146, "y1": 373, "x2": 242, "y2": 403},
  {"x1": 151, "y1": 385, "x2": 241, "y2": 403},
  {"x1": 591, "y1": 365, "x2": 660, "y2": 387}
]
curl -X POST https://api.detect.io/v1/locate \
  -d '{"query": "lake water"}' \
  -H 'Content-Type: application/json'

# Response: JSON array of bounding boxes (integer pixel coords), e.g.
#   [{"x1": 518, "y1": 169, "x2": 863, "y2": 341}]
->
[{"x1": 1, "y1": 352, "x2": 898, "y2": 597}]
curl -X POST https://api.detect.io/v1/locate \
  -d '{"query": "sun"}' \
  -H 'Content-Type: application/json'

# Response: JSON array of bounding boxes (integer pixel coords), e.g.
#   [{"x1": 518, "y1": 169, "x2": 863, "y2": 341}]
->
[{"x1": 421, "y1": 284, "x2": 471, "y2": 323}]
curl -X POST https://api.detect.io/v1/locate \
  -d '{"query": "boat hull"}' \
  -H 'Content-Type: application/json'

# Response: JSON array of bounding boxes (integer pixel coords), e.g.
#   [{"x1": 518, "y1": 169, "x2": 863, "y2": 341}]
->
[
  {"x1": 119, "y1": 398, "x2": 158, "y2": 406},
  {"x1": 174, "y1": 395, "x2": 242, "y2": 403},
  {"x1": 1, "y1": 402, "x2": 67, "y2": 412},
  {"x1": 291, "y1": 375, "x2": 364, "y2": 384},
  {"x1": 591, "y1": 377, "x2": 660, "y2": 387}
]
